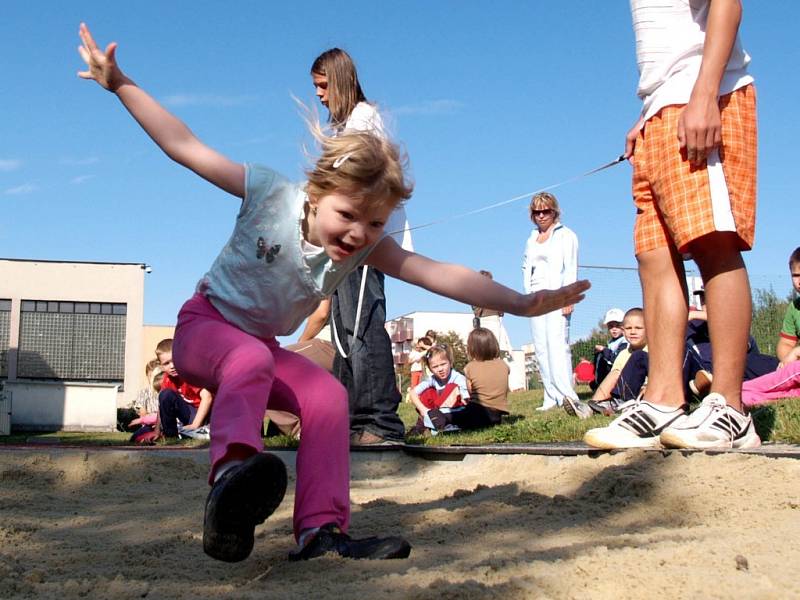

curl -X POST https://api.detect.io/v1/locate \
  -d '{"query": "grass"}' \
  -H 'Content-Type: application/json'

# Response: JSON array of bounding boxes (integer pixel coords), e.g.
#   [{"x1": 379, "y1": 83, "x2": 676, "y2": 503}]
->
[{"x1": 2, "y1": 386, "x2": 800, "y2": 447}]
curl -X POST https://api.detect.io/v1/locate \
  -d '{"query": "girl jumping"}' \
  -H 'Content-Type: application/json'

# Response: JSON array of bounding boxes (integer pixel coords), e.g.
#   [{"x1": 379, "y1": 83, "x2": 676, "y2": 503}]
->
[{"x1": 77, "y1": 23, "x2": 589, "y2": 564}]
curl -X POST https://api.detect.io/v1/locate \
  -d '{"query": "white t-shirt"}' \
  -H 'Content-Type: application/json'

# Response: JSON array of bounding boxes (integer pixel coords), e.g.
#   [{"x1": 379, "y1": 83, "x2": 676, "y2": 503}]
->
[
  {"x1": 630, "y1": 0, "x2": 753, "y2": 121},
  {"x1": 344, "y1": 102, "x2": 413, "y2": 252}
]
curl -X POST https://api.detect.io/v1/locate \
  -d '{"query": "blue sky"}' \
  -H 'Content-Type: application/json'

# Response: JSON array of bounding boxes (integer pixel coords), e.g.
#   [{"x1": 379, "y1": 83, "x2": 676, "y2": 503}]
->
[{"x1": 2, "y1": 2, "x2": 797, "y2": 347}]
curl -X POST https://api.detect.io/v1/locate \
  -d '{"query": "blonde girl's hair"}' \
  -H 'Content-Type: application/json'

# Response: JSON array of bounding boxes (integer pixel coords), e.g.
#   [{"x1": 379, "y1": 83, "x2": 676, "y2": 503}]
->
[
  {"x1": 311, "y1": 48, "x2": 367, "y2": 127},
  {"x1": 467, "y1": 327, "x2": 500, "y2": 362},
  {"x1": 151, "y1": 368, "x2": 165, "y2": 393},
  {"x1": 529, "y1": 191, "x2": 561, "y2": 222},
  {"x1": 304, "y1": 123, "x2": 414, "y2": 211},
  {"x1": 424, "y1": 343, "x2": 453, "y2": 368}
]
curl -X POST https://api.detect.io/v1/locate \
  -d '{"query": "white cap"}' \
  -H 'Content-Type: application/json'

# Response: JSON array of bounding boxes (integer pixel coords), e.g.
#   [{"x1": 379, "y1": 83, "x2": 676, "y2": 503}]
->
[{"x1": 603, "y1": 308, "x2": 625, "y2": 325}]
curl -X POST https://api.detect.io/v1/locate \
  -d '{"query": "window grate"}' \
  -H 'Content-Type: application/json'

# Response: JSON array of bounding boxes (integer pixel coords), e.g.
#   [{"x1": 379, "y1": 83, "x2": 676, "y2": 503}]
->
[
  {"x1": 17, "y1": 300, "x2": 126, "y2": 383},
  {"x1": 0, "y1": 300, "x2": 10, "y2": 378}
]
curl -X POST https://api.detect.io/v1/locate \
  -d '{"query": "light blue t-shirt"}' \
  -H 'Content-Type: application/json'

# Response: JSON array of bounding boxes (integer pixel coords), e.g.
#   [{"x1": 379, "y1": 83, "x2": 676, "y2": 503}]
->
[
  {"x1": 197, "y1": 163, "x2": 375, "y2": 339},
  {"x1": 414, "y1": 369, "x2": 470, "y2": 400}
]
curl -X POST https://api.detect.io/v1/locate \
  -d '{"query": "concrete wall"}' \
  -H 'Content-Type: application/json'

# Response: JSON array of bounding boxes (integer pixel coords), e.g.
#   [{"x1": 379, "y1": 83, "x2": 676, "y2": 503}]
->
[
  {"x1": 0, "y1": 259, "x2": 146, "y2": 420},
  {"x1": 4, "y1": 381, "x2": 118, "y2": 431}
]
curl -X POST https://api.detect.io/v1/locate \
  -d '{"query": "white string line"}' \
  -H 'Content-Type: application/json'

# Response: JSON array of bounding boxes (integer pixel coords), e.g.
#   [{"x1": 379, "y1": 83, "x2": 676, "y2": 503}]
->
[{"x1": 387, "y1": 154, "x2": 626, "y2": 237}]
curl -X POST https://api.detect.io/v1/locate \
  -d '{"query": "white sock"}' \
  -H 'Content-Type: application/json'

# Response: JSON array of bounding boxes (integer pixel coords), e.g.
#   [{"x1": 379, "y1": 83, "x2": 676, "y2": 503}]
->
[
  {"x1": 297, "y1": 527, "x2": 320, "y2": 549},
  {"x1": 213, "y1": 459, "x2": 243, "y2": 483}
]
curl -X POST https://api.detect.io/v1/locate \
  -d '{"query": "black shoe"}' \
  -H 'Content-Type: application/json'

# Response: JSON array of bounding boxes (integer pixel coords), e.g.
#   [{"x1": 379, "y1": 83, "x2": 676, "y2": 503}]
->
[
  {"x1": 203, "y1": 453, "x2": 288, "y2": 562},
  {"x1": 288, "y1": 523, "x2": 411, "y2": 561}
]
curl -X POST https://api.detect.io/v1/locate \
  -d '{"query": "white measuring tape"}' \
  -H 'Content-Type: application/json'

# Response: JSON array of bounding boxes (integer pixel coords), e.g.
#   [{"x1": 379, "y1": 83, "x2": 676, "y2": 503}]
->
[{"x1": 332, "y1": 154, "x2": 626, "y2": 359}]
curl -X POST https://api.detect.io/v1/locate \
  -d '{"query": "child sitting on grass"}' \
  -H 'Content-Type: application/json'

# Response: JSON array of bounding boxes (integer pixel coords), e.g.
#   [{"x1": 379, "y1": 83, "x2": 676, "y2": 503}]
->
[
  {"x1": 459, "y1": 328, "x2": 510, "y2": 429},
  {"x1": 564, "y1": 307, "x2": 648, "y2": 419},
  {"x1": 408, "y1": 344, "x2": 469, "y2": 435}
]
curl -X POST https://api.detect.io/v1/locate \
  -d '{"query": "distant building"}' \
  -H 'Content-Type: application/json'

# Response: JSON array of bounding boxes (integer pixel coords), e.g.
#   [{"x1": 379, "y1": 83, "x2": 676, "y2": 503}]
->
[
  {"x1": 0, "y1": 258, "x2": 147, "y2": 431},
  {"x1": 386, "y1": 311, "x2": 526, "y2": 391}
]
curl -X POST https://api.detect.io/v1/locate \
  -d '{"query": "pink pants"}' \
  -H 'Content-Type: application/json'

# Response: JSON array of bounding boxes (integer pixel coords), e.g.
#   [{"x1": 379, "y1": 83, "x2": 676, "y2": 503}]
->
[
  {"x1": 172, "y1": 293, "x2": 350, "y2": 540},
  {"x1": 741, "y1": 360, "x2": 800, "y2": 407}
]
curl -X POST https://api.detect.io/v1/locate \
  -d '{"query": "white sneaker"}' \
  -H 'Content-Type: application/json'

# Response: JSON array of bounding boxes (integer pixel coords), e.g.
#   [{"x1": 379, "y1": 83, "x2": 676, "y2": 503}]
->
[
  {"x1": 562, "y1": 397, "x2": 592, "y2": 419},
  {"x1": 659, "y1": 393, "x2": 761, "y2": 449},
  {"x1": 584, "y1": 399, "x2": 688, "y2": 449}
]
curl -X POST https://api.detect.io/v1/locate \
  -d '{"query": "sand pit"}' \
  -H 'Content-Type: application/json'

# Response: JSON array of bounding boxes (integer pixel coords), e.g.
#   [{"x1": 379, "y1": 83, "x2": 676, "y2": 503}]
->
[{"x1": 1, "y1": 447, "x2": 798, "y2": 599}]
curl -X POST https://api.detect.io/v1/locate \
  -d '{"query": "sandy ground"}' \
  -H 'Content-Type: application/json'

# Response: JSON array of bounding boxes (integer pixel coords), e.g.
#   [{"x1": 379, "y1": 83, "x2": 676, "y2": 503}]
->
[{"x1": 0, "y1": 447, "x2": 798, "y2": 600}]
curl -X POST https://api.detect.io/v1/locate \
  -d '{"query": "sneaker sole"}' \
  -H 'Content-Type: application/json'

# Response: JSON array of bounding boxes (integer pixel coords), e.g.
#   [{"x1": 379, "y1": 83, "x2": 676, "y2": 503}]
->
[
  {"x1": 583, "y1": 429, "x2": 661, "y2": 450},
  {"x1": 203, "y1": 452, "x2": 288, "y2": 562},
  {"x1": 562, "y1": 398, "x2": 577, "y2": 417},
  {"x1": 659, "y1": 430, "x2": 762, "y2": 450}
]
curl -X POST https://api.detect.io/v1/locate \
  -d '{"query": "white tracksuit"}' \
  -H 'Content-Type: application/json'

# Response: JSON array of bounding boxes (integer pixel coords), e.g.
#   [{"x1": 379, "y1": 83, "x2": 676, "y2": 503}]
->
[{"x1": 522, "y1": 223, "x2": 579, "y2": 407}]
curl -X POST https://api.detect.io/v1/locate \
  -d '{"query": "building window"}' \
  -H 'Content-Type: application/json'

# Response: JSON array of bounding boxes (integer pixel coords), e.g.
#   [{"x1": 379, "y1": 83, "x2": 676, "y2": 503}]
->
[
  {"x1": 17, "y1": 300, "x2": 127, "y2": 384},
  {"x1": 0, "y1": 299, "x2": 10, "y2": 378}
]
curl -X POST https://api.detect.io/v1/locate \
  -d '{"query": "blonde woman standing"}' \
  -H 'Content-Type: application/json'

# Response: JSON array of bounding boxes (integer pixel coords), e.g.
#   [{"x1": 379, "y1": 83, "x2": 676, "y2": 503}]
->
[{"x1": 522, "y1": 192, "x2": 579, "y2": 410}]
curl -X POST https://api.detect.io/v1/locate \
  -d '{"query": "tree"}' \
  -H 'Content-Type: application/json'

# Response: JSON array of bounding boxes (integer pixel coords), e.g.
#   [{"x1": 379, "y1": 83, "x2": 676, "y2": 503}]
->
[
  {"x1": 751, "y1": 288, "x2": 791, "y2": 355},
  {"x1": 434, "y1": 330, "x2": 468, "y2": 373}
]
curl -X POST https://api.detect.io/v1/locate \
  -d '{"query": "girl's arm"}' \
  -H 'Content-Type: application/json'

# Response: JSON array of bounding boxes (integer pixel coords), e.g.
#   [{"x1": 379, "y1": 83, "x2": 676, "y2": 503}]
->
[
  {"x1": 368, "y1": 238, "x2": 590, "y2": 318},
  {"x1": 77, "y1": 23, "x2": 244, "y2": 198},
  {"x1": 298, "y1": 298, "x2": 331, "y2": 342},
  {"x1": 440, "y1": 387, "x2": 461, "y2": 409},
  {"x1": 408, "y1": 386, "x2": 428, "y2": 416}
]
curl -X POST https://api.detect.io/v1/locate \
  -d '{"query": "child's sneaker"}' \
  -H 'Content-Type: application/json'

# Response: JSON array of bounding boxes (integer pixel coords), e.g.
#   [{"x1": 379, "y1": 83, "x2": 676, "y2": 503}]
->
[
  {"x1": 203, "y1": 453, "x2": 287, "y2": 562},
  {"x1": 562, "y1": 396, "x2": 593, "y2": 419},
  {"x1": 288, "y1": 523, "x2": 411, "y2": 561},
  {"x1": 659, "y1": 393, "x2": 761, "y2": 449},
  {"x1": 588, "y1": 400, "x2": 615, "y2": 417},
  {"x1": 584, "y1": 399, "x2": 688, "y2": 449},
  {"x1": 688, "y1": 369, "x2": 713, "y2": 398}
]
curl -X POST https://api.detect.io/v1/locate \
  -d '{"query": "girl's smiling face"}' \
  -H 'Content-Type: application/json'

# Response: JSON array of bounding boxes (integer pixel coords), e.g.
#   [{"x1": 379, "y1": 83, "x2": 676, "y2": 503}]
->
[{"x1": 307, "y1": 192, "x2": 391, "y2": 262}]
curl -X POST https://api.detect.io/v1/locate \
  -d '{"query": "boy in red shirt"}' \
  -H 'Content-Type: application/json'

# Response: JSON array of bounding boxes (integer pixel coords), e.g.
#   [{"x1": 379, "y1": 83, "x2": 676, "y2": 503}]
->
[{"x1": 155, "y1": 338, "x2": 214, "y2": 439}]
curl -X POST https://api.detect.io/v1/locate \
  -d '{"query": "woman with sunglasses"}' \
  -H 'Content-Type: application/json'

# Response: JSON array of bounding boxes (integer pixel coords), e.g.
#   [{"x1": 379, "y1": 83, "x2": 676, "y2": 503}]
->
[{"x1": 522, "y1": 192, "x2": 580, "y2": 411}]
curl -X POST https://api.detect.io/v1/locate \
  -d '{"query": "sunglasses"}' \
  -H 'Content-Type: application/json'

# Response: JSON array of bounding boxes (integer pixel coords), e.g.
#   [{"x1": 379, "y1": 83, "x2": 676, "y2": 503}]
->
[{"x1": 532, "y1": 209, "x2": 554, "y2": 217}]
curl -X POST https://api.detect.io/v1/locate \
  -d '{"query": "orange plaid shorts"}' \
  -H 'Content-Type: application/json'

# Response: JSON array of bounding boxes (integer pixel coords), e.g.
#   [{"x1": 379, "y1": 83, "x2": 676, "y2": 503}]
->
[{"x1": 632, "y1": 84, "x2": 757, "y2": 255}]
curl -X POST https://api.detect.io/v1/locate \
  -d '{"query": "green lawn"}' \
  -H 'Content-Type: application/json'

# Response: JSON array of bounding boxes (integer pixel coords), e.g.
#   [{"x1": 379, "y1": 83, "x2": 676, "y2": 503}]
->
[
  {"x1": 398, "y1": 387, "x2": 800, "y2": 446},
  {"x1": 3, "y1": 387, "x2": 799, "y2": 447}
]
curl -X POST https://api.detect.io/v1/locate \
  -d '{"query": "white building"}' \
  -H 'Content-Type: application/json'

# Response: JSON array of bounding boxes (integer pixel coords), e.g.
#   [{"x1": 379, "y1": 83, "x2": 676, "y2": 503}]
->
[
  {"x1": 386, "y1": 311, "x2": 526, "y2": 391},
  {"x1": 0, "y1": 258, "x2": 147, "y2": 431}
]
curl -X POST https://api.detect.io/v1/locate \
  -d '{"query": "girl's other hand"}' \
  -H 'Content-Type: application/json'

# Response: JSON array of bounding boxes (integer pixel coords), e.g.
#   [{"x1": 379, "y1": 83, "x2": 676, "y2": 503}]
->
[
  {"x1": 523, "y1": 280, "x2": 590, "y2": 317},
  {"x1": 77, "y1": 23, "x2": 123, "y2": 91}
]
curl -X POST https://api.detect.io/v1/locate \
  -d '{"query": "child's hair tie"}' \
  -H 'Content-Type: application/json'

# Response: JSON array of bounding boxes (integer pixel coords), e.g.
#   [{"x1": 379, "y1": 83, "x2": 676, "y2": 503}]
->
[{"x1": 332, "y1": 153, "x2": 352, "y2": 169}]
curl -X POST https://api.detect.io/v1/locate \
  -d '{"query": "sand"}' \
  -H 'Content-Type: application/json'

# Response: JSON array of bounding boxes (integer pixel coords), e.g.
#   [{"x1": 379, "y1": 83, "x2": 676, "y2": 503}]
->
[{"x1": 0, "y1": 447, "x2": 798, "y2": 599}]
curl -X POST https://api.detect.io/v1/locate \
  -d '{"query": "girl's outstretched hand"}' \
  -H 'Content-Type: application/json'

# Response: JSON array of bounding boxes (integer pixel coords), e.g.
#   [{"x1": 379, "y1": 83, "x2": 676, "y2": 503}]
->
[
  {"x1": 523, "y1": 280, "x2": 590, "y2": 317},
  {"x1": 77, "y1": 23, "x2": 123, "y2": 91}
]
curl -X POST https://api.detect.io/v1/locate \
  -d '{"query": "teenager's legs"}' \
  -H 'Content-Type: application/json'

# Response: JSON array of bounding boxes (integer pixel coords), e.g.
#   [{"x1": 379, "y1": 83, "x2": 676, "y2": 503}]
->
[
  {"x1": 268, "y1": 346, "x2": 350, "y2": 541},
  {"x1": 637, "y1": 246, "x2": 688, "y2": 407},
  {"x1": 688, "y1": 233, "x2": 751, "y2": 409},
  {"x1": 332, "y1": 267, "x2": 404, "y2": 441},
  {"x1": 742, "y1": 360, "x2": 800, "y2": 407},
  {"x1": 172, "y1": 295, "x2": 273, "y2": 480}
]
